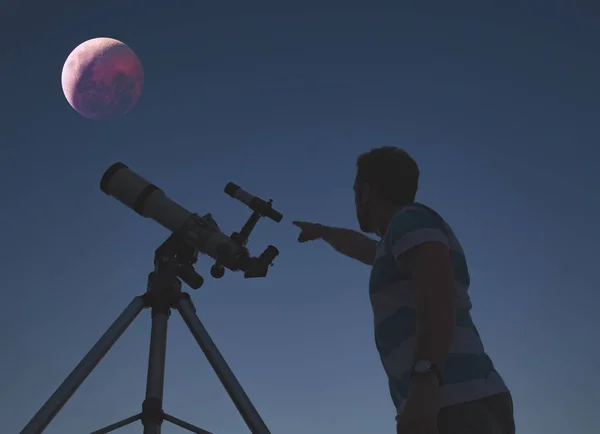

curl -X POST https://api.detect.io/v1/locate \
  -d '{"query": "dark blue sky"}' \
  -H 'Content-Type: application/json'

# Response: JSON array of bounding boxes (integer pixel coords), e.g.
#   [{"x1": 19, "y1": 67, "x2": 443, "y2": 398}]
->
[{"x1": 1, "y1": 2, "x2": 598, "y2": 433}]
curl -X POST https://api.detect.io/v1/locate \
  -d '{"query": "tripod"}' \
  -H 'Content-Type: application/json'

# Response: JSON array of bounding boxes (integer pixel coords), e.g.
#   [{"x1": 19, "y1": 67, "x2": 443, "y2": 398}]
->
[{"x1": 20, "y1": 234, "x2": 271, "y2": 434}]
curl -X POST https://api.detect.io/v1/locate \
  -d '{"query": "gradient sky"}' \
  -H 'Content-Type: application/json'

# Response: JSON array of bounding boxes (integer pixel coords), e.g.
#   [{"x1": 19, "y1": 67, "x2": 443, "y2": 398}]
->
[{"x1": 1, "y1": 2, "x2": 599, "y2": 433}]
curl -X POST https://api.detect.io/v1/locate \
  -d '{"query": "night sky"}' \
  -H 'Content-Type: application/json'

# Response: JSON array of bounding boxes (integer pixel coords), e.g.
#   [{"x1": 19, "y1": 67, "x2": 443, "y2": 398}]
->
[{"x1": 1, "y1": 1, "x2": 599, "y2": 433}]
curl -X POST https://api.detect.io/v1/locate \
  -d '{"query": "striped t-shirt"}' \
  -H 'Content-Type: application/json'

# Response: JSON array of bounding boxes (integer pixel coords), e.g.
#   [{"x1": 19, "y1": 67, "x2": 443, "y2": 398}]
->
[{"x1": 369, "y1": 202, "x2": 509, "y2": 416}]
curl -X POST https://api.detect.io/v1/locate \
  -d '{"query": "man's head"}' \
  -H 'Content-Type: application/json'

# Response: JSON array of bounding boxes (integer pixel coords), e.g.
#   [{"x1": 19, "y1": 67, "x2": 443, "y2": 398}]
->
[{"x1": 354, "y1": 147, "x2": 420, "y2": 235}]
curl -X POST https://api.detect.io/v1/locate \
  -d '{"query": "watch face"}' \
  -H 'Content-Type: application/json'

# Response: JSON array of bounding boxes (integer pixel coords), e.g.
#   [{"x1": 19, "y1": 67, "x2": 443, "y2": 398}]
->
[{"x1": 414, "y1": 360, "x2": 432, "y2": 373}]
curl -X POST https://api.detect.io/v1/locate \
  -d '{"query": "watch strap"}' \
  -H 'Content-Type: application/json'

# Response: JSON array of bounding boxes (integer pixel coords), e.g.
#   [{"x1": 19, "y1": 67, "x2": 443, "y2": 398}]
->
[{"x1": 411, "y1": 362, "x2": 444, "y2": 385}]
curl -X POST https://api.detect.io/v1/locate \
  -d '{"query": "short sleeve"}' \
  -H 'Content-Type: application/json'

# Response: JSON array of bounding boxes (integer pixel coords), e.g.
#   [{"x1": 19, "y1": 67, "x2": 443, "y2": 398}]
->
[{"x1": 387, "y1": 205, "x2": 450, "y2": 260}]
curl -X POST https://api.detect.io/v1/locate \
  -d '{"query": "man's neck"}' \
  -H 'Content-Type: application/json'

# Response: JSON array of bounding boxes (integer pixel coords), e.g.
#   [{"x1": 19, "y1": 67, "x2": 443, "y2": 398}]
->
[{"x1": 374, "y1": 205, "x2": 403, "y2": 238}]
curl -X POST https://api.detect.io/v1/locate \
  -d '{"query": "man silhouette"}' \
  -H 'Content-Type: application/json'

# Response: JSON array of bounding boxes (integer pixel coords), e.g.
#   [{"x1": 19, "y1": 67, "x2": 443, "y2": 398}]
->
[{"x1": 293, "y1": 147, "x2": 515, "y2": 434}]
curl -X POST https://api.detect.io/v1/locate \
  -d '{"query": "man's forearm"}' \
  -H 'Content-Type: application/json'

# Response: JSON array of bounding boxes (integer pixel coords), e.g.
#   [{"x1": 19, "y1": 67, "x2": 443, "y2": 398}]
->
[
  {"x1": 317, "y1": 225, "x2": 376, "y2": 265},
  {"x1": 413, "y1": 283, "x2": 455, "y2": 371},
  {"x1": 410, "y1": 245, "x2": 457, "y2": 375}
]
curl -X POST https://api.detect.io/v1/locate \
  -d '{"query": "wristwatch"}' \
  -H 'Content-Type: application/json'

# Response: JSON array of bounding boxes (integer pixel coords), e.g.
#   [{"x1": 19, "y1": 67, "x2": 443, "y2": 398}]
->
[{"x1": 411, "y1": 360, "x2": 443, "y2": 385}]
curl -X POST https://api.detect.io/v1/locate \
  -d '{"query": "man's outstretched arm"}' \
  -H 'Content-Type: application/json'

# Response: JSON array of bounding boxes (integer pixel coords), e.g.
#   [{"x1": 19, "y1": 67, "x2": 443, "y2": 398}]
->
[{"x1": 293, "y1": 221, "x2": 376, "y2": 265}]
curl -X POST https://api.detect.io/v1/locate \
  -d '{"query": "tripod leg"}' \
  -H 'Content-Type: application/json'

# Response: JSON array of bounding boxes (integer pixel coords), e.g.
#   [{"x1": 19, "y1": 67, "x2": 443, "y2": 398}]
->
[
  {"x1": 163, "y1": 413, "x2": 212, "y2": 434},
  {"x1": 20, "y1": 296, "x2": 146, "y2": 434},
  {"x1": 89, "y1": 413, "x2": 142, "y2": 434},
  {"x1": 177, "y1": 295, "x2": 271, "y2": 434},
  {"x1": 142, "y1": 308, "x2": 170, "y2": 434}
]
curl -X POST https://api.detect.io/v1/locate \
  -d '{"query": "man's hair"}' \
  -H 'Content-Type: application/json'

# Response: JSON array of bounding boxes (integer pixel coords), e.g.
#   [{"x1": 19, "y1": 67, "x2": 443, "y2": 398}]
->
[{"x1": 356, "y1": 146, "x2": 420, "y2": 206}]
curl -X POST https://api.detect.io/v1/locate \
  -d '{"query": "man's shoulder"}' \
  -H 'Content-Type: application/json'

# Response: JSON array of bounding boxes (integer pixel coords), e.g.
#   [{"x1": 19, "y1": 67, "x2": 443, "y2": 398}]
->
[
  {"x1": 396, "y1": 202, "x2": 445, "y2": 220},
  {"x1": 388, "y1": 202, "x2": 448, "y2": 237}
]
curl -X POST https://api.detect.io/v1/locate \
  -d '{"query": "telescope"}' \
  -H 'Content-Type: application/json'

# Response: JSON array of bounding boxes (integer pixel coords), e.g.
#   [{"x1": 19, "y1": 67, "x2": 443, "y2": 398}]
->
[
  {"x1": 20, "y1": 162, "x2": 281, "y2": 434},
  {"x1": 100, "y1": 162, "x2": 282, "y2": 287}
]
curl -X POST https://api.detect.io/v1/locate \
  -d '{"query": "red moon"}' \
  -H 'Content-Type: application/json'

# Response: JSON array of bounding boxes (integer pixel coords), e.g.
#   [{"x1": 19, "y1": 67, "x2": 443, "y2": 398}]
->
[{"x1": 61, "y1": 37, "x2": 144, "y2": 120}]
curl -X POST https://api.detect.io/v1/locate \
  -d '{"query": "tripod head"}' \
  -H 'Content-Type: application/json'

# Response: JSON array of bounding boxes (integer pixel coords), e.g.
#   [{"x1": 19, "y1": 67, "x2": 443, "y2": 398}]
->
[{"x1": 100, "y1": 163, "x2": 283, "y2": 289}]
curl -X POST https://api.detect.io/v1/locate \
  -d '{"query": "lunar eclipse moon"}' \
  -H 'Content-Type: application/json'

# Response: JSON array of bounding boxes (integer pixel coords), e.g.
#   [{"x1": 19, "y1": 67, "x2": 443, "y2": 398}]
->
[{"x1": 61, "y1": 37, "x2": 144, "y2": 120}]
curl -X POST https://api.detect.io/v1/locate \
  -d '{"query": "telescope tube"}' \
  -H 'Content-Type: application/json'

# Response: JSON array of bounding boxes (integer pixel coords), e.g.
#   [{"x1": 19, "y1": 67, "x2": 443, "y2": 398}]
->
[{"x1": 100, "y1": 163, "x2": 192, "y2": 233}]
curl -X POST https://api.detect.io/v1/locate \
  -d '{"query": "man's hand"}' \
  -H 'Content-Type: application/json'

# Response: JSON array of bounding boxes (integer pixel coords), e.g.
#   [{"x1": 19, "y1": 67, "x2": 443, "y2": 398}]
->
[
  {"x1": 396, "y1": 374, "x2": 440, "y2": 434},
  {"x1": 292, "y1": 221, "x2": 323, "y2": 242}
]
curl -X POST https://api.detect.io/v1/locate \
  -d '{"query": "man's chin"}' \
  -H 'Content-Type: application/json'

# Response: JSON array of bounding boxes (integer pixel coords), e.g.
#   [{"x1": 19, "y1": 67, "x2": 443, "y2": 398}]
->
[{"x1": 358, "y1": 220, "x2": 372, "y2": 234}]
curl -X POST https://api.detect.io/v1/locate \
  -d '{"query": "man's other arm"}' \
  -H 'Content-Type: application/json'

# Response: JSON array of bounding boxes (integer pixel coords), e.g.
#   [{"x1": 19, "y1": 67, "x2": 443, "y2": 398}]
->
[{"x1": 387, "y1": 208, "x2": 456, "y2": 372}]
